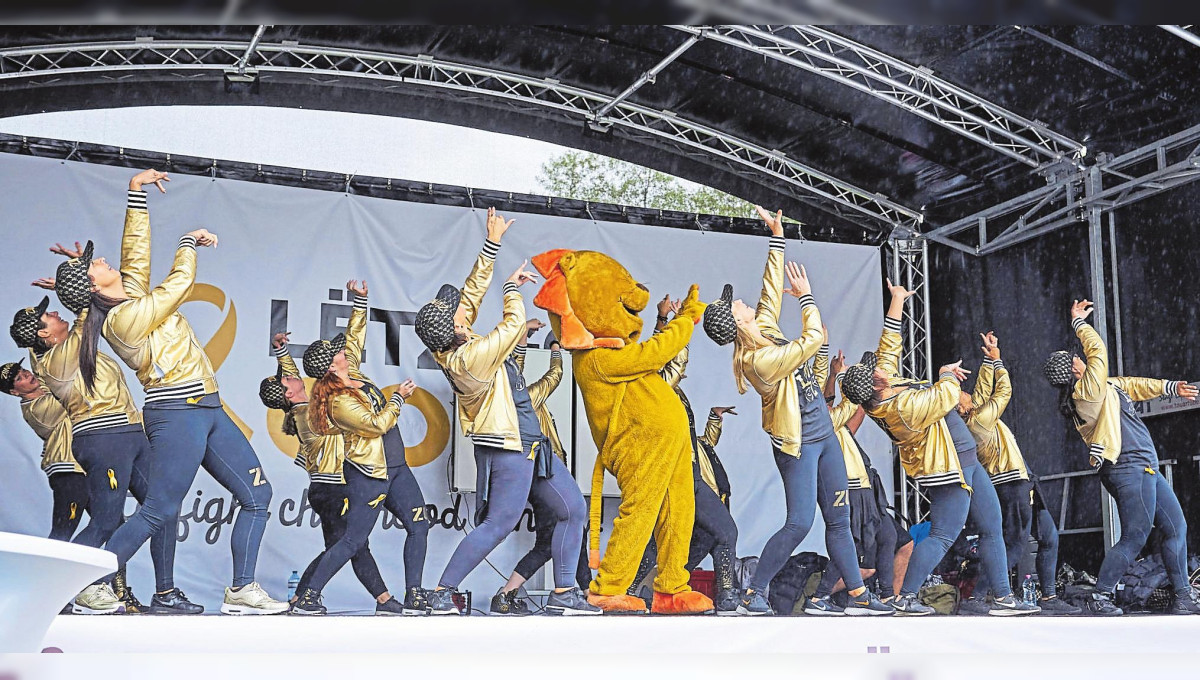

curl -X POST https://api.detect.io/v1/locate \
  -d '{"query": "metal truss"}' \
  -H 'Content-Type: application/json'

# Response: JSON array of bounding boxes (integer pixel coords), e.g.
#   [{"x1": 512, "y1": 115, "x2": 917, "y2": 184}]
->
[
  {"x1": 888, "y1": 237, "x2": 933, "y2": 524},
  {"x1": 672, "y1": 25, "x2": 1086, "y2": 168},
  {"x1": 1160, "y1": 25, "x2": 1200, "y2": 49},
  {"x1": 925, "y1": 121, "x2": 1200, "y2": 255},
  {"x1": 0, "y1": 36, "x2": 923, "y2": 231}
]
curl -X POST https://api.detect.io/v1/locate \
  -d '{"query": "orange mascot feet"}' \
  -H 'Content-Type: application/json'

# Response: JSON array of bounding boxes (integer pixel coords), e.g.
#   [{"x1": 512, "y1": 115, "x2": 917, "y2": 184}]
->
[
  {"x1": 652, "y1": 590, "x2": 715, "y2": 615},
  {"x1": 587, "y1": 593, "x2": 649, "y2": 614}
]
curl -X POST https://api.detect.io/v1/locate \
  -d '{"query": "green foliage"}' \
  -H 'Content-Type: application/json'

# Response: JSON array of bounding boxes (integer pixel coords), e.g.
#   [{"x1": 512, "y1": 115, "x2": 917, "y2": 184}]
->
[{"x1": 536, "y1": 150, "x2": 755, "y2": 219}]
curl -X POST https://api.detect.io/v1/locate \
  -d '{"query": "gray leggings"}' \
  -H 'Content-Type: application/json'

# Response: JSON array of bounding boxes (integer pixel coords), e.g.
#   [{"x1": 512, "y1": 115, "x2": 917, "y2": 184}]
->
[{"x1": 439, "y1": 446, "x2": 586, "y2": 589}]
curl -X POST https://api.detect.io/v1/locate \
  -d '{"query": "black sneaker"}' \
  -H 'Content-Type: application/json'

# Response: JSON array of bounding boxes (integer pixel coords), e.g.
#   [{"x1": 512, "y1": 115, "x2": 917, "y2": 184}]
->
[
  {"x1": 427, "y1": 588, "x2": 461, "y2": 616},
  {"x1": 736, "y1": 589, "x2": 772, "y2": 616},
  {"x1": 844, "y1": 589, "x2": 895, "y2": 616},
  {"x1": 148, "y1": 588, "x2": 205, "y2": 615},
  {"x1": 891, "y1": 593, "x2": 934, "y2": 616},
  {"x1": 803, "y1": 595, "x2": 845, "y2": 616},
  {"x1": 289, "y1": 587, "x2": 327, "y2": 616},
  {"x1": 116, "y1": 587, "x2": 145, "y2": 615},
  {"x1": 1169, "y1": 590, "x2": 1200, "y2": 615},
  {"x1": 375, "y1": 597, "x2": 406, "y2": 616},
  {"x1": 546, "y1": 587, "x2": 602, "y2": 616},
  {"x1": 714, "y1": 589, "x2": 740, "y2": 616},
  {"x1": 1037, "y1": 595, "x2": 1082, "y2": 616},
  {"x1": 1083, "y1": 591, "x2": 1123, "y2": 616},
  {"x1": 489, "y1": 589, "x2": 530, "y2": 616},
  {"x1": 957, "y1": 596, "x2": 991, "y2": 616},
  {"x1": 988, "y1": 594, "x2": 1040, "y2": 616},
  {"x1": 402, "y1": 586, "x2": 431, "y2": 616},
  {"x1": 59, "y1": 602, "x2": 74, "y2": 615}
]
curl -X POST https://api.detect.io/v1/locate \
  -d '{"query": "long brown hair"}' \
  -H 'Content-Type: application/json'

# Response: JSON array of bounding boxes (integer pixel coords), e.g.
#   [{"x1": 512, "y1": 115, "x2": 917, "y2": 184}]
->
[
  {"x1": 80, "y1": 292, "x2": 126, "y2": 395},
  {"x1": 308, "y1": 372, "x2": 367, "y2": 435}
]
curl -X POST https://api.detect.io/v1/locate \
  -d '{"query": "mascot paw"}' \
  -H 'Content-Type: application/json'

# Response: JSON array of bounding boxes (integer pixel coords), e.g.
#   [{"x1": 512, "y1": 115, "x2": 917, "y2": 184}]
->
[
  {"x1": 587, "y1": 593, "x2": 649, "y2": 614},
  {"x1": 651, "y1": 590, "x2": 715, "y2": 615},
  {"x1": 679, "y1": 284, "x2": 706, "y2": 323}
]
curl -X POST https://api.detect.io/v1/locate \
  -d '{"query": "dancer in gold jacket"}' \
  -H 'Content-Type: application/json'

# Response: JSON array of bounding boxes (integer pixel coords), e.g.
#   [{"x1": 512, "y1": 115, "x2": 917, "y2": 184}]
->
[
  {"x1": 1042, "y1": 299, "x2": 1200, "y2": 615},
  {"x1": 83, "y1": 169, "x2": 286, "y2": 615}
]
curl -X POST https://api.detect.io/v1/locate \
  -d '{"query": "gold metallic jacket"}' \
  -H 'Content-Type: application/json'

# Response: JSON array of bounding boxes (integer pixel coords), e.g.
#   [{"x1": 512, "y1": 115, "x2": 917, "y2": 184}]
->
[
  {"x1": 966, "y1": 360, "x2": 1029, "y2": 484},
  {"x1": 1070, "y1": 319, "x2": 1175, "y2": 466},
  {"x1": 660, "y1": 342, "x2": 724, "y2": 497},
  {"x1": 104, "y1": 192, "x2": 218, "y2": 399},
  {"x1": 323, "y1": 300, "x2": 401, "y2": 480},
  {"x1": 35, "y1": 309, "x2": 142, "y2": 434},
  {"x1": 512, "y1": 344, "x2": 567, "y2": 461},
  {"x1": 276, "y1": 346, "x2": 346, "y2": 484},
  {"x1": 733, "y1": 236, "x2": 824, "y2": 456},
  {"x1": 434, "y1": 241, "x2": 526, "y2": 452},
  {"x1": 865, "y1": 321, "x2": 966, "y2": 486},
  {"x1": 20, "y1": 385, "x2": 83, "y2": 476}
]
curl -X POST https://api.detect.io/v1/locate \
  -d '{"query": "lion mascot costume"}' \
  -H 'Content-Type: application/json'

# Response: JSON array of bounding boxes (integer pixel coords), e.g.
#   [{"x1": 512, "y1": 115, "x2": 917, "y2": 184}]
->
[{"x1": 531, "y1": 249, "x2": 714, "y2": 615}]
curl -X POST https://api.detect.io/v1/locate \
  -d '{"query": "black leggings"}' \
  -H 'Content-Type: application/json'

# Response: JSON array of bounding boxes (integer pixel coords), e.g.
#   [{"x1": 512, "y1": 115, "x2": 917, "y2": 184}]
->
[
  {"x1": 299, "y1": 466, "x2": 389, "y2": 594},
  {"x1": 513, "y1": 493, "x2": 592, "y2": 591},
  {"x1": 382, "y1": 464, "x2": 431, "y2": 590},
  {"x1": 301, "y1": 482, "x2": 388, "y2": 599},
  {"x1": 48, "y1": 472, "x2": 89, "y2": 542}
]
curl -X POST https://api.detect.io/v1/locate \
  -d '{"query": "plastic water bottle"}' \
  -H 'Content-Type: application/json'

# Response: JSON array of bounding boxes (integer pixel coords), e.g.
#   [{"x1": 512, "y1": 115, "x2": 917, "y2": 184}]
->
[
  {"x1": 1021, "y1": 574, "x2": 1037, "y2": 606},
  {"x1": 287, "y1": 570, "x2": 300, "y2": 600}
]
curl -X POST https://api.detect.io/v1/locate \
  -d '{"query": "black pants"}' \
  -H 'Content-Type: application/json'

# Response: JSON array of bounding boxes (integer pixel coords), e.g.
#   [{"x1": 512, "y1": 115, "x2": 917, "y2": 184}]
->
[
  {"x1": 513, "y1": 494, "x2": 592, "y2": 591},
  {"x1": 382, "y1": 464, "x2": 431, "y2": 590},
  {"x1": 815, "y1": 488, "x2": 899, "y2": 599},
  {"x1": 299, "y1": 466, "x2": 389, "y2": 594},
  {"x1": 48, "y1": 471, "x2": 89, "y2": 542},
  {"x1": 301, "y1": 482, "x2": 388, "y2": 599}
]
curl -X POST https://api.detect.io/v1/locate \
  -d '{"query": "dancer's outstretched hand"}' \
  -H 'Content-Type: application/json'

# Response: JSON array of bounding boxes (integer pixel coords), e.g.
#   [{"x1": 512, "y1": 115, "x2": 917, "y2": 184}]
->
[
  {"x1": 31, "y1": 277, "x2": 55, "y2": 290},
  {"x1": 937, "y1": 360, "x2": 971, "y2": 382},
  {"x1": 1177, "y1": 382, "x2": 1198, "y2": 401},
  {"x1": 755, "y1": 205, "x2": 784, "y2": 237},
  {"x1": 396, "y1": 379, "x2": 417, "y2": 400},
  {"x1": 980, "y1": 332, "x2": 1000, "y2": 360},
  {"x1": 272, "y1": 332, "x2": 291, "y2": 350},
  {"x1": 887, "y1": 277, "x2": 915, "y2": 301},
  {"x1": 486, "y1": 207, "x2": 515, "y2": 242},
  {"x1": 49, "y1": 241, "x2": 85, "y2": 259},
  {"x1": 831, "y1": 349, "x2": 846, "y2": 375},
  {"x1": 346, "y1": 280, "x2": 368, "y2": 297},
  {"x1": 507, "y1": 260, "x2": 538, "y2": 287},
  {"x1": 1071, "y1": 299, "x2": 1094, "y2": 321},
  {"x1": 186, "y1": 229, "x2": 218, "y2": 248},
  {"x1": 130, "y1": 169, "x2": 170, "y2": 193},
  {"x1": 710, "y1": 406, "x2": 738, "y2": 419}
]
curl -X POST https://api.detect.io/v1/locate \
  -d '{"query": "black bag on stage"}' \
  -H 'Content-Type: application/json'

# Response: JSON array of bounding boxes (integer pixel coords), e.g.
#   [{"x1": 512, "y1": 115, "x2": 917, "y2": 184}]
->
[
  {"x1": 1116, "y1": 554, "x2": 1170, "y2": 612},
  {"x1": 767, "y1": 552, "x2": 828, "y2": 616}
]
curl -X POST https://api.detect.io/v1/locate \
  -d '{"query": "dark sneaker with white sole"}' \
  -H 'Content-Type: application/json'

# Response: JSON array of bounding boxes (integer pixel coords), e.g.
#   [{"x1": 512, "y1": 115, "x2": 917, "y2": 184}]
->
[
  {"x1": 891, "y1": 593, "x2": 934, "y2": 616},
  {"x1": 988, "y1": 594, "x2": 1040, "y2": 616},
  {"x1": 375, "y1": 597, "x2": 406, "y2": 616},
  {"x1": 714, "y1": 589, "x2": 740, "y2": 616},
  {"x1": 148, "y1": 588, "x2": 204, "y2": 615},
  {"x1": 489, "y1": 589, "x2": 530, "y2": 616},
  {"x1": 1169, "y1": 590, "x2": 1200, "y2": 615},
  {"x1": 845, "y1": 589, "x2": 895, "y2": 616},
  {"x1": 736, "y1": 589, "x2": 772, "y2": 616},
  {"x1": 957, "y1": 596, "x2": 991, "y2": 616},
  {"x1": 1083, "y1": 591, "x2": 1123, "y2": 616},
  {"x1": 1037, "y1": 596, "x2": 1082, "y2": 616},
  {"x1": 546, "y1": 587, "x2": 603, "y2": 616},
  {"x1": 804, "y1": 595, "x2": 845, "y2": 616},
  {"x1": 427, "y1": 588, "x2": 461, "y2": 615},
  {"x1": 402, "y1": 586, "x2": 431, "y2": 616},
  {"x1": 289, "y1": 588, "x2": 326, "y2": 616}
]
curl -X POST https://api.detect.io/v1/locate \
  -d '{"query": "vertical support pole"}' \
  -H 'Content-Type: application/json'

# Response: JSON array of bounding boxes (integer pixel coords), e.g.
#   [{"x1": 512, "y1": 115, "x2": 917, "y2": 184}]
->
[
  {"x1": 1108, "y1": 212, "x2": 1124, "y2": 376},
  {"x1": 887, "y1": 238, "x2": 933, "y2": 524}
]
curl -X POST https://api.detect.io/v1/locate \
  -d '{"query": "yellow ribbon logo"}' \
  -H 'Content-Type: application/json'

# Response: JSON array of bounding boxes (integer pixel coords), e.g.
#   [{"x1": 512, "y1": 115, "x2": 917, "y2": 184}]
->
[
  {"x1": 367, "y1": 493, "x2": 387, "y2": 508},
  {"x1": 184, "y1": 283, "x2": 252, "y2": 440}
]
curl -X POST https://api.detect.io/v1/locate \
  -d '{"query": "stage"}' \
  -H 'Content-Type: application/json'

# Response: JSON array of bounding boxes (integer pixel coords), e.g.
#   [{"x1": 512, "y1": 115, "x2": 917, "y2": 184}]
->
[{"x1": 38, "y1": 611, "x2": 1200, "y2": 654}]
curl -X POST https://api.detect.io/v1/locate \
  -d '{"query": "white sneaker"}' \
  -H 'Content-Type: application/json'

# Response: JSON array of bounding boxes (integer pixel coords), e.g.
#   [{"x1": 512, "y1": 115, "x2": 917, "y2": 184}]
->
[
  {"x1": 73, "y1": 583, "x2": 125, "y2": 615},
  {"x1": 220, "y1": 582, "x2": 289, "y2": 615}
]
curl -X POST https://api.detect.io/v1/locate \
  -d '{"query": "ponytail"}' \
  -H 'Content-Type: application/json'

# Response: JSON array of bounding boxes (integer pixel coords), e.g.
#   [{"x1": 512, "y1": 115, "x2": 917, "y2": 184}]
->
[
  {"x1": 281, "y1": 408, "x2": 299, "y2": 437},
  {"x1": 79, "y1": 293, "x2": 124, "y2": 395},
  {"x1": 1057, "y1": 383, "x2": 1083, "y2": 426}
]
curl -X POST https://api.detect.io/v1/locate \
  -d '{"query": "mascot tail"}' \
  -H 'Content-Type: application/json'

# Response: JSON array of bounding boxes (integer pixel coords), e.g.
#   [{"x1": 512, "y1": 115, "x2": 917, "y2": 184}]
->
[{"x1": 589, "y1": 457, "x2": 605, "y2": 569}]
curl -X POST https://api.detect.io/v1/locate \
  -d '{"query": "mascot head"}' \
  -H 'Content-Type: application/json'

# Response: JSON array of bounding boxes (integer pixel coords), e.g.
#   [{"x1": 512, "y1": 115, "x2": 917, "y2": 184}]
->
[{"x1": 531, "y1": 249, "x2": 649, "y2": 350}]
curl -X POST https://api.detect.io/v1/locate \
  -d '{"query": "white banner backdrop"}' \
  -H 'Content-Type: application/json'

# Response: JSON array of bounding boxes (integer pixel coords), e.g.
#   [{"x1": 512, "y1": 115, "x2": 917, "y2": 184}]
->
[{"x1": 0, "y1": 152, "x2": 889, "y2": 612}]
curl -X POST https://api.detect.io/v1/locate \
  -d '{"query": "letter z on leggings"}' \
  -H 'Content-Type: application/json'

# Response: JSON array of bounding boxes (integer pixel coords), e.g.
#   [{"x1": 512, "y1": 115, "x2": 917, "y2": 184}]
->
[{"x1": 105, "y1": 402, "x2": 273, "y2": 588}]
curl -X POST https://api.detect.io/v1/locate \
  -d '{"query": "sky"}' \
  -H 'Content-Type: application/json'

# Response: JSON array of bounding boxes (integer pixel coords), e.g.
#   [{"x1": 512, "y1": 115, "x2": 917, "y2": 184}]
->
[{"x1": 0, "y1": 106, "x2": 576, "y2": 195}]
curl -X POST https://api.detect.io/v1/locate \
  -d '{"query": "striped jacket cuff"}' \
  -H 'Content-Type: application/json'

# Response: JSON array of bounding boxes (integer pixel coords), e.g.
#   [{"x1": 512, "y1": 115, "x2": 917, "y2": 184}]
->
[
  {"x1": 512, "y1": 344, "x2": 527, "y2": 356},
  {"x1": 1165, "y1": 381, "x2": 1182, "y2": 397},
  {"x1": 502, "y1": 281, "x2": 519, "y2": 296},
  {"x1": 550, "y1": 349, "x2": 562, "y2": 359},
  {"x1": 707, "y1": 412, "x2": 721, "y2": 421},
  {"x1": 388, "y1": 392, "x2": 405, "y2": 408},
  {"x1": 353, "y1": 294, "x2": 368, "y2": 311},
  {"x1": 1071, "y1": 317, "x2": 1087, "y2": 332},
  {"x1": 883, "y1": 317, "x2": 902, "y2": 333},
  {"x1": 816, "y1": 344, "x2": 829, "y2": 358},
  {"x1": 272, "y1": 343, "x2": 289, "y2": 357},
  {"x1": 939, "y1": 371, "x2": 961, "y2": 383},
  {"x1": 797, "y1": 293, "x2": 816, "y2": 311},
  {"x1": 991, "y1": 359, "x2": 1005, "y2": 371},
  {"x1": 482, "y1": 239, "x2": 501, "y2": 260},
  {"x1": 178, "y1": 235, "x2": 197, "y2": 250},
  {"x1": 768, "y1": 236, "x2": 786, "y2": 252},
  {"x1": 127, "y1": 190, "x2": 147, "y2": 211}
]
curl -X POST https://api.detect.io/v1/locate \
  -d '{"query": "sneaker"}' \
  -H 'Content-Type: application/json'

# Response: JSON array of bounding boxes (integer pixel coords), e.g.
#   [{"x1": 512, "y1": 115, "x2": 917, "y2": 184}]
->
[
  {"x1": 148, "y1": 588, "x2": 204, "y2": 615},
  {"x1": 427, "y1": 588, "x2": 461, "y2": 615},
  {"x1": 844, "y1": 589, "x2": 895, "y2": 616},
  {"x1": 372, "y1": 596, "x2": 403, "y2": 616},
  {"x1": 804, "y1": 594, "x2": 845, "y2": 616},
  {"x1": 1083, "y1": 591, "x2": 1123, "y2": 616},
  {"x1": 1037, "y1": 595, "x2": 1082, "y2": 616},
  {"x1": 891, "y1": 593, "x2": 934, "y2": 616},
  {"x1": 546, "y1": 587, "x2": 603, "y2": 616},
  {"x1": 59, "y1": 603, "x2": 74, "y2": 615},
  {"x1": 288, "y1": 587, "x2": 326, "y2": 616},
  {"x1": 221, "y1": 582, "x2": 289, "y2": 616},
  {"x1": 489, "y1": 589, "x2": 530, "y2": 616},
  {"x1": 714, "y1": 589, "x2": 741, "y2": 616},
  {"x1": 402, "y1": 586, "x2": 431, "y2": 616},
  {"x1": 988, "y1": 594, "x2": 1041, "y2": 616},
  {"x1": 73, "y1": 583, "x2": 125, "y2": 615},
  {"x1": 735, "y1": 589, "x2": 773, "y2": 616},
  {"x1": 1169, "y1": 590, "x2": 1200, "y2": 615},
  {"x1": 111, "y1": 569, "x2": 144, "y2": 615},
  {"x1": 957, "y1": 596, "x2": 991, "y2": 616}
]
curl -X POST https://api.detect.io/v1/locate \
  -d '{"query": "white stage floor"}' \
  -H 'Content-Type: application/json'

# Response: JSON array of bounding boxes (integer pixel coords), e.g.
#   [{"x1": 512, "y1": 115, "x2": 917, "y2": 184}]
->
[{"x1": 40, "y1": 611, "x2": 1200, "y2": 654}]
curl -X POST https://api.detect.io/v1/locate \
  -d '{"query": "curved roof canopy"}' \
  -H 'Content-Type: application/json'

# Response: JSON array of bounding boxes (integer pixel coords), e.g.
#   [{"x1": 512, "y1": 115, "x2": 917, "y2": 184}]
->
[{"x1": 1, "y1": 25, "x2": 1197, "y2": 244}]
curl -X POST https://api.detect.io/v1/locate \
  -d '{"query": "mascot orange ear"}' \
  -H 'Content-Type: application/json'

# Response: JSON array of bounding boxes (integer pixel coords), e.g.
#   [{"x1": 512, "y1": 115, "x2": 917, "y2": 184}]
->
[{"x1": 532, "y1": 249, "x2": 624, "y2": 350}]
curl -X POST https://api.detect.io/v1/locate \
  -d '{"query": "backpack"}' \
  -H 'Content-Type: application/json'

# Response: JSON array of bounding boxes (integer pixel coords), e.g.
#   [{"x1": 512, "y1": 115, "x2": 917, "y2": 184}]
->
[
  {"x1": 767, "y1": 552, "x2": 829, "y2": 615},
  {"x1": 918, "y1": 583, "x2": 959, "y2": 615},
  {"x1": 1116, "y1": 554, "x2": 1170, "y2": 612}
]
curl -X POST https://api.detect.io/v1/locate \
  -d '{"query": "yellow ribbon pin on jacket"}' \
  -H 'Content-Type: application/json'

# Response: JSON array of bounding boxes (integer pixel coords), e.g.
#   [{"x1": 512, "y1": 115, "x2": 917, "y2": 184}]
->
[{"x1": 107, "y1": 469, "x2": 118, "y2": 490}]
